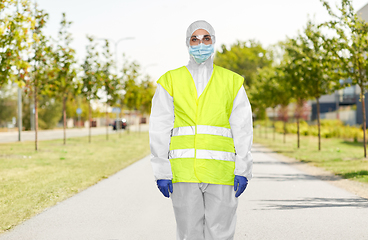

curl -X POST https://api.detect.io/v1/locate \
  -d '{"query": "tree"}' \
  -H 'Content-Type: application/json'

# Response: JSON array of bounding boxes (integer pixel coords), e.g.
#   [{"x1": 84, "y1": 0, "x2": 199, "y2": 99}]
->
[
  {"x1": 320, "y1": 0, "x2": 368, "y2": 157},
  {"x1": 274, "y1": 69, "x2": 294, "y2": 143},
  {"x1": 122, "y1": 60, "x2": 141, "y2": 111},
  {"x1": 28, "y1": 4, "x2": 54, "y2": 150},
  {"x1": 81, "y1": 36, "x2": 103, "y2": 143},
  {"x1": 290, "y1": 20, "x2": 340, "y2": 150},
  {"x1": 53, "y1": 13, "x2": 77, "y2": 145},
  {"x1": 281, "y1": 39, "x2": 311, "y2": 148},
  {"x1": 101, "y1": 39, "x2": 120, "y2": 140},
  {"x1": 214, "y1": 40, "x2": 273, "y2": 88}
]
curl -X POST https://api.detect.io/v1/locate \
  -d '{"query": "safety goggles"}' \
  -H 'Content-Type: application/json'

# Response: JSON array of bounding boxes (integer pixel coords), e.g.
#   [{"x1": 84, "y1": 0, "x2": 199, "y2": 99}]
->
[{"x1": 188, "y1": 34, "x2": 214, "y2": 45}]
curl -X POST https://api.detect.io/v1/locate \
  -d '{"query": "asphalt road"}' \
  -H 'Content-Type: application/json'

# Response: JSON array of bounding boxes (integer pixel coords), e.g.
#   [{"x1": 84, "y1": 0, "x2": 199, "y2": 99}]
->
[
  {"x1": 0, "y1": 125, "x2": 148, "y2": 143},
  {"x1": 0, "y1": 144, "x2": 367, "y2": 240}
]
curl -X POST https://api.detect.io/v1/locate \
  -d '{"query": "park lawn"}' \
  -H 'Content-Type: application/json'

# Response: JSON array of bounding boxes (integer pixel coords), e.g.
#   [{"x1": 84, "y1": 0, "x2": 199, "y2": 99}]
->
[
  {"x1": 253, "y1": 129, "x2": 368, "y2": 184},
  {"x1": 0, "y1": 132, "x2": 150, "y2": 233}
]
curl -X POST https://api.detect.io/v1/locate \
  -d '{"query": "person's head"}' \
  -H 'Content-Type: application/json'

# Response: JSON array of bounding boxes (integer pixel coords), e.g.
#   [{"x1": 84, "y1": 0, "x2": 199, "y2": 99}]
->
[
  {"x1": 186, "y1": 20, "x2": 216, "y2": 47},
  {"x1": 186, "y1": 20, "x2": 216, "y2": 64}
]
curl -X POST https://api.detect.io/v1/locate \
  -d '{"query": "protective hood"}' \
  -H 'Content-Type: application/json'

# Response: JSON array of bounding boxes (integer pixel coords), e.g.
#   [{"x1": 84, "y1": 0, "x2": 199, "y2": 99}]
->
[{"x1": 186, "y1": 20, "x2": 215, "y2": 66}]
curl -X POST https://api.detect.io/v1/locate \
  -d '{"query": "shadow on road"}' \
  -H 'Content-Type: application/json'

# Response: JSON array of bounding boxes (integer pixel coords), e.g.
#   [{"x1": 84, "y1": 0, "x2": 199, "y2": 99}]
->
[
  {"x1": 253, "y1": 161, "x2": 304, "y2": 166},
  {"x1": 254, "y1": 173, "x2": 341, "y2": 182},
  {"x1": 252, "y1": 150, "x2": 295, "y2": 154},
  {"x1": 253, "y1": 197, "x2": 368, "y2": 210}
]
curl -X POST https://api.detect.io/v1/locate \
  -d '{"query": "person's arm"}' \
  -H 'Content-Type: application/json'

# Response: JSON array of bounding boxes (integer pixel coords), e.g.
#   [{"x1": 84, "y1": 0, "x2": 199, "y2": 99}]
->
[
  {"x1": 149, "y1": 84, "x2": 174, "y2": 181},
  {"x1": 229, "y1": 85, "x2": 253, "y2": 180}
]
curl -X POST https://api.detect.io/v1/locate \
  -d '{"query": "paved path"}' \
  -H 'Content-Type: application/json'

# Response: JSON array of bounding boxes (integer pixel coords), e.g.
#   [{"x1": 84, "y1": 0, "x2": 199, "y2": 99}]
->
[
  {"x1": 0, "y1": 125, "x2": 148, "y2": 143},
  {"x1": 1, "y1": 144, "x2": 367, "y2": 239}
]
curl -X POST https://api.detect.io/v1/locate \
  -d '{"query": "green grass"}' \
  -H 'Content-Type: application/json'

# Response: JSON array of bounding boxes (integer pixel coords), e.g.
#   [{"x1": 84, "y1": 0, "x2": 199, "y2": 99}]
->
[
  {"x1": 254, "y1": 128, "x2": 368, "y2": 183},
  {"x1": 0, "y1": 132, "x2": 150, "y2": 233}
]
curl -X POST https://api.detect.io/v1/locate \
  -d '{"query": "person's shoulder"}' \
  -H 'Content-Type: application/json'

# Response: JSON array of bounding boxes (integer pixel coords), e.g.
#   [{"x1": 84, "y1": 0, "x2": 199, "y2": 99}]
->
[
  {"x1": 158, "y1": 66, "x2": 187, "y2": 96},
  {"x1": 214, "y1": 65, "x2": 243, "y2": 79}
]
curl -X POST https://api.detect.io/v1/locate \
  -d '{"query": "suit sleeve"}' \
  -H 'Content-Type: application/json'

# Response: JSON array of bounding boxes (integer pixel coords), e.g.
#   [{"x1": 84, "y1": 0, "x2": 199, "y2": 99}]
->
[
  {"x1": 229, "y1": 85, "x2": 253, "y2": 180},
  {"x1": 149, "y1": 84, "x2": 174, "y2": 180}
]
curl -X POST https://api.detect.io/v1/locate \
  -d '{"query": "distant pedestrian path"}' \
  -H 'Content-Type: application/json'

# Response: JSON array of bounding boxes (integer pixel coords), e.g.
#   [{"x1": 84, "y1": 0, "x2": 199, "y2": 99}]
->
[
  {"x1": 0, "y1": 144, "x2": 367, "y2": 239},
  {"x1": 0, "y1": 125, "x2": 149, "y2": 143}
]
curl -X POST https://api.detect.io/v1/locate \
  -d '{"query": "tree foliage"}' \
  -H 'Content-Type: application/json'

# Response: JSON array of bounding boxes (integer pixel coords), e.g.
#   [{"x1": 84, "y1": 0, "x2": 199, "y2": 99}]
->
[
  {"x1": 139, "y1": 75, "x2": 155, "y2": 115},
  {"x1": 120, "y1": 58, "x2": 155, "y2": 116},
  {"x1": 81, "y1": 36, "x2": 103, "y2": 102},
  {"x1": 0, "y1": 0, "x2": 33, "y2": 87},
  {"x1": 121, "y1": 60, "x2": 141, "y2": 111},
  {"x1": 214, "y1": 40, "x2": 273, "y2": 88},
  {"x1": 101, "y1": 39, "x2": 120, "y2": 107}
]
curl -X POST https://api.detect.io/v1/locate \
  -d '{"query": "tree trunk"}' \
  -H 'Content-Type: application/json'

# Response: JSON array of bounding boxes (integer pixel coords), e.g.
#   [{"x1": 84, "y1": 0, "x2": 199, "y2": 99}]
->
[
  {"x1": 119, "y1": 111, "x2": 122, "y2": 138},
  {"x1": 127, "y1": 111, "x2": 132, "y2": 135},
  {"x1": 106, "y1": 104, "x2": 109, "y2": 141},
  {"x1": 89, "y1": 101, "x2": 92, "y2": 143},
  {"x1": 317, "y1": 97, "x2": 321, "y2": 151},
  {"x1": 361, "y1": 86, "x2": 367, "y2": 158},
  {"x1": 273, "y1": 107, "x2": 276, "y2": 141},
  {"x1": 336, "y1": 90, "x2": 340, "y2": 120},
  {"x1": 258, "y1": 117, "x2": 261, "y2": 137},
  {"x1": 283, "y1": 120, "x2": 286, "y2": 144},
  {"x1": 139, "y1": 113, "x2": 141, "y2": 135},
  {"x1": 297, "y1": 117, "x2": 300, "y2": 149},
  {"x1": 265, "y1": 117, "x2": 268, "y2": 139},
  {"x1": 34, "y1": 85, "x2": 38, "y2": 151},
  {"x1": 63, "y1": 96, "x2": 66, "y2": 145},
  {"x1": 18, "y1": 87, "x2": 22, "y2": 141}
]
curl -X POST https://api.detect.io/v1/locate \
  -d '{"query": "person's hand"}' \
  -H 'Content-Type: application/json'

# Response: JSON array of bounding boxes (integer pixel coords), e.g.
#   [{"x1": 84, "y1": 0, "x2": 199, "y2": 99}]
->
[
  {"x1": 234, "y1": 175, "x2": 248, "y2": 198},
  {"x1": 157, "y1": 179, "x2": 173, "y2": 198}
]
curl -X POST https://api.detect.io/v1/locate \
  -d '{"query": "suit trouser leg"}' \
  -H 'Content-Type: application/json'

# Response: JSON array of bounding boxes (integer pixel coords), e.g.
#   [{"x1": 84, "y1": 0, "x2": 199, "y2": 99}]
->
[
  {"x1": 203, "y1": 184, "x2": 238, "y2": 240},
  {"x1": 171, "y1": 182, "x2": 205, "y2": 240}
]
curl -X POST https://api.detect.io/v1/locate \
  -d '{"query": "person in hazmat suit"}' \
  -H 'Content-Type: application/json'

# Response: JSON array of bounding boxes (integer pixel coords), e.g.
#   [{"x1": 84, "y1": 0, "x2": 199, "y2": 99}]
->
[{"x1": 149, "y1": 20, "x2": 253, "y2": 240}]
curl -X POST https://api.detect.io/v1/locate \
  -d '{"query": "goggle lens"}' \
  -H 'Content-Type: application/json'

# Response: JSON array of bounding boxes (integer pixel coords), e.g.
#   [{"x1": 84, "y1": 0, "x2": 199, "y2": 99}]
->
[{"x1": 190, "y1": 35, "x2": 213, "y2": 45}]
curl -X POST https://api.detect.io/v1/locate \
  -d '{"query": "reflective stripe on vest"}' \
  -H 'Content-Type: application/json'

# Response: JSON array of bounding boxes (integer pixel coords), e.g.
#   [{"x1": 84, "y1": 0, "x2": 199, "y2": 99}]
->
[
  {"x1": 171, "y1": 125, "x2": 233, "y2": 138},
  {"x1": 169, "y1": 149, "x2": 235, "y2": 162},
  {"x1": 168, "y1": 148, "x2": 194, "y2": 159}
]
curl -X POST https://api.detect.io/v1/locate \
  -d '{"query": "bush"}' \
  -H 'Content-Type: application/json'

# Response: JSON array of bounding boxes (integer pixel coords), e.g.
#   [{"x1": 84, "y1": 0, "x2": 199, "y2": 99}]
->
[{"x1": 272, "y1": 119, "x2": 364, "y2": 140}]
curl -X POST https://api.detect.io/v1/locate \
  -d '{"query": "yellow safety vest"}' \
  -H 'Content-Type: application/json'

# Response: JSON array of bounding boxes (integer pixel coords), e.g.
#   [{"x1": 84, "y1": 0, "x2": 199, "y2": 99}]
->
[{"x1": 158, "y1": 65, "x2": 244, "y2": 185}]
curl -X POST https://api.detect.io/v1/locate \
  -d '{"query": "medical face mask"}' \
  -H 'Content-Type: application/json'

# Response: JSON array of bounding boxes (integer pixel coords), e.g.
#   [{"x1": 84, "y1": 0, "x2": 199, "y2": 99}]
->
[{"x1": 189, "y1": 43, "x2": 214, "y2": 64}]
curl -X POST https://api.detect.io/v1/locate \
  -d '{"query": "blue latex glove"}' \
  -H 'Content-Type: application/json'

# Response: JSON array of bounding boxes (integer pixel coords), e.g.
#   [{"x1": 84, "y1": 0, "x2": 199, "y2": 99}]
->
[
  {"x1": 234, "y1": 175, "x2": 248, "y2": 198},
  {"x1": 157, "y1": 179, "x2": 173, "y2": 198}
]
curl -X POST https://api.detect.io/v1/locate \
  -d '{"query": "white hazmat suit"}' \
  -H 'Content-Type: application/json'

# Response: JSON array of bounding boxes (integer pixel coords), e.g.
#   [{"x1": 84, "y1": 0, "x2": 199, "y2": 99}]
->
[{"x1": 150, "y1": 20, "x2": 253, "y2": 240}]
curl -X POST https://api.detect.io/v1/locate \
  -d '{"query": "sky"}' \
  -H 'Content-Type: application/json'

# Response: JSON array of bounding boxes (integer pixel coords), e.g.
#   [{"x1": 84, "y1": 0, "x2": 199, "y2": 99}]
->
[{"x1": 36, "y1": 0, "x2": 368, "y2": 81}]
